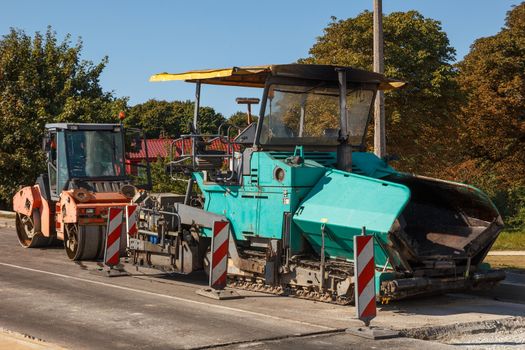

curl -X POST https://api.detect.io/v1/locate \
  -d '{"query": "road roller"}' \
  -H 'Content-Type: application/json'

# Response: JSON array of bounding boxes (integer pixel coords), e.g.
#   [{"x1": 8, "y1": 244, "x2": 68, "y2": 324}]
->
[{"x1": 12, "y1": 123, "x2": 151, "y2": 260}]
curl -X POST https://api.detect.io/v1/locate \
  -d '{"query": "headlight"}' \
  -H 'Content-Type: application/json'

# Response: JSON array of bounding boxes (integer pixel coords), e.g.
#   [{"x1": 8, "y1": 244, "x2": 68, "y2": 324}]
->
[
  {"x1": 120, "y1": 184, "x2": 137, "y2": 199},
  {"x1": 72, "y1": 188, "x2": 92, "y2": 203},
  {"x1": 274, "y1": 167, "x2": 285, "y2": 182},
  {"x1": 85, "y1": 208, "x2": 95, "y2": 215}
]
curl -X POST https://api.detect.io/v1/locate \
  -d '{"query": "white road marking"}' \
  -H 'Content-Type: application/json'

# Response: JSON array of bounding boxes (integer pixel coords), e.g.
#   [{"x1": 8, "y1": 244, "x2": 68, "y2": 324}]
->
[{"x1": 0, "y1": 261, "x2": 333, "y2": 330}]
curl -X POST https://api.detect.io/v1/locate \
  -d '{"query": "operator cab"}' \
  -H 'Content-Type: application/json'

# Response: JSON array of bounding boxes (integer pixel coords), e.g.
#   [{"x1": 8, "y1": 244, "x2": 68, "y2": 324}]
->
[
  {"x1": 43, "y1": 123, "x2": 151, "y2": 200},
  {"x1": 258, "y1": 83, "x2": 375, "y2": 149},
  {"x1": 151, "y1": 64, "x2": 404, "y2": 181}
]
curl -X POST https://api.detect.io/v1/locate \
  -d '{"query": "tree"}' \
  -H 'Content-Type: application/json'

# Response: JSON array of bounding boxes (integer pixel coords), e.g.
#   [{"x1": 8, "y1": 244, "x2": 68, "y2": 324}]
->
[
  {"x1": 453, "y1": 2, "x2": 525, "y2": 227},
  {"x1": 300, "y1": 11, "x2": 461, "y2": 175},
  {"x1": 228, "y1": 111, "x2": 258, "y2": 130},
  {"x1": 0, "y1": 27, "x2": 126, "y2": 208},
  {"x1": 149, "y1": 157, "x2": 187, "y2": 194},
  {"x1": 125, "y1": 99, "x2": 225, "y2": 138}
]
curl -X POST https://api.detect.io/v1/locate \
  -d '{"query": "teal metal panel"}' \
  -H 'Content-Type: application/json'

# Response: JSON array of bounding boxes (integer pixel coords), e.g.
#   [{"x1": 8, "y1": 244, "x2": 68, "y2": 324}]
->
[
  {"x1": 195, "y1": 150, "x2": 409, "y2": 265},
  {"x1": 293, "y1": 169, "x2": 410, "y2": 264},
  {"x1": 195, "y1": 151, "x2": 327, "y2": 242},
  {"x1": 351, "y1": 152, "x2": 396, "y2": 178},
  {"x1": 376, "y1": 270, "x2": 396, "y2": 295}
]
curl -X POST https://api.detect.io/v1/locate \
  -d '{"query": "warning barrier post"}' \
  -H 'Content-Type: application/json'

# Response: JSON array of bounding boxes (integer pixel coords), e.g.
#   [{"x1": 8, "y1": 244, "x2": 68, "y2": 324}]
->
[{"x1": 196, "y1": 220, "x2": 242, "y2": 300}]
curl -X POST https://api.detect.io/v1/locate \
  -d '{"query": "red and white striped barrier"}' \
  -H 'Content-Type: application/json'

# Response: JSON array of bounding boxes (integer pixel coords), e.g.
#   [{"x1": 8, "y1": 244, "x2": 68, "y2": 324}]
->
[
  {"x1": 104, "y1": 207, "x2": 124, "y2": 267},
  {"x1": 354, "y1": 233, "x2": 377, "y2": 325},
  {"x1": 209, "y1": 220, "x2": 229, "y2": 289},
  {"x1": 126, "y1": 205, "x2": 139, "y2": 238}
]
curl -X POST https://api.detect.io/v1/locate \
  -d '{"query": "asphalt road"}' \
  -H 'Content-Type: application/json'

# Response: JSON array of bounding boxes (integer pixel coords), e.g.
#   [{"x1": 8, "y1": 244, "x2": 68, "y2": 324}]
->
[{"x1": 0, "y1": 226, "x2": 520, "y2": 350}]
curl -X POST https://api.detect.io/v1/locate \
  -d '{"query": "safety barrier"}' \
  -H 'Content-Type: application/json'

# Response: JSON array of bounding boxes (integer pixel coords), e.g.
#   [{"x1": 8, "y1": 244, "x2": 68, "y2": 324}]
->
[
  {"x1": 104, "y1": 207, "x2": 124, "y2": 267},
  {"x1": 354, "y1": 231, "x2": 376, "y2": 326}
]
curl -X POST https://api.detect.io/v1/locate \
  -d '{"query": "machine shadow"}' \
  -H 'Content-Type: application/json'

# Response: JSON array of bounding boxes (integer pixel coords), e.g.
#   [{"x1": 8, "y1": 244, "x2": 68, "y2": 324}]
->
[{"x1": 379, "y1": 292, "x2": 525, "y2": 317}]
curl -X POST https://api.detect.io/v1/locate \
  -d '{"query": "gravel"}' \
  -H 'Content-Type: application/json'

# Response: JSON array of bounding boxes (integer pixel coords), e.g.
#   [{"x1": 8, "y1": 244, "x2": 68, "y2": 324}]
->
[{"x1": 446, "y1": 328, "x2": 525, "y2": 349}]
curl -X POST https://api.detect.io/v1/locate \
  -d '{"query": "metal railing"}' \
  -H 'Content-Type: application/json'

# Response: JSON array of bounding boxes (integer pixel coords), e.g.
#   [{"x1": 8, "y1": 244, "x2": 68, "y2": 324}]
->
[{"x1": 168, "y1": 126, "x2": 243, "y2": 183}]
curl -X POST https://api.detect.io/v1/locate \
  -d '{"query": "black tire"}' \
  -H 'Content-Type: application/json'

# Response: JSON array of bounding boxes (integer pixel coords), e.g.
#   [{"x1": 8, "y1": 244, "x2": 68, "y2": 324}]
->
[
  {"x1": 64, "y1": 224, "x2": 105, "y2": 261},
  {"x1": 15, "y1": 212, "x2": 54, "y2": 248}
]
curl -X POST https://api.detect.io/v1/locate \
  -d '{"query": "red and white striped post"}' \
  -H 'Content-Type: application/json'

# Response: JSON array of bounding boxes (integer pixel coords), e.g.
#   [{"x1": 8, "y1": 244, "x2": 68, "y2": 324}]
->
[
  {"x1": 209, "y1": 220, "x2": 229, "y2": 289},
  {"x1": 354, "y1": 227, "x2": 377, "y2": 326},
  {"x1": 126, "y1": 205, "x2": 139, "y2": 246},
  {"x1": 196, "y1": 220, "x2": 241, "y2": 300},
  {"x1": 104, "y1": 207, "x2": 124, "y2": 267}
]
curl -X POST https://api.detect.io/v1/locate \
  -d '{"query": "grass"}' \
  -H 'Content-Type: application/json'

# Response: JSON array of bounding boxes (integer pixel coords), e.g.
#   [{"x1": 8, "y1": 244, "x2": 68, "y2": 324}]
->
[
  {"x1": 487, "y1": 228, "x2": 525, "y2": 272},
  {"x1": 491, "y1": 229, "x2": 525, "y2": 250},
  {"x1": 484, "y1": 255, "x2": 525, "y2": 272}
]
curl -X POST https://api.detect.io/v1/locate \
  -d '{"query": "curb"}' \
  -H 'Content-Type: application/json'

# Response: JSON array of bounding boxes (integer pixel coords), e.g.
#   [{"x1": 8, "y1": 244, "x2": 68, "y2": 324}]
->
[
  {"x1": 0, "y1": 328, "x2": 65, "y2": 350},
  {"x1": 0, "y1": 210, "x2": 16, "y2": 229},
  {"x1": 0, "y1": 222, "x2": 15, "y2": 229},
  {"x1": 0, "y1": 210, "x2": 15, "y2": 218},
  {"x1": 488, "y1": 251, "x2": 525, "y2": 256},
  {"x1": 400, "y1": 316, "x2": 525, "y2": 341}
]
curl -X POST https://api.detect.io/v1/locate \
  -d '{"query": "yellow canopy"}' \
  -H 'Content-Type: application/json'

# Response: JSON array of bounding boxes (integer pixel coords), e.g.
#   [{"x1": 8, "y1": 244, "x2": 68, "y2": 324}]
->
[
  {"x1": 150, "y1": 66, "x2": 271, "y2": 88},
  {"x1": 150, "y1": 64, "x2": 405, "y2": 90}
]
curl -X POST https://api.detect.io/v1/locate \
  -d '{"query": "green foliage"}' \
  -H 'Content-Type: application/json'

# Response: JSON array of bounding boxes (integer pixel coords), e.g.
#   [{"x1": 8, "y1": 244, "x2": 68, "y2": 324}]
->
[
  {"x1": 455, "y1": 4, "x2": 525, "y2": 174},
  {"x1": 0, "y1": 27, "x2": 126, "y2": 208},
  {"x1": 451, "y1": 3, "x2": 525, "y2": 233},
  {"x1": 228, "y1": 111, "x2": 258, "y2": 129},
  {"x1": 125, "y1": 99, "x2": 225, "y2": 138},
  {"x1": 149, "y1": 157, "x2": 187, "y2": 194},
  {"x1": 226, "y1": 111, "x2": 258, "y2": 139},
  {"x1": 505, "y1": 187, "x2": 525, "y2": 229},
  {"x1": 301, "y1": 10, "x2": 462, "y2": 174},
  {"x1": 302, "y1": 6, "x2": 525, "y2": 233},
  {"x1": 491, "y1": 230, "x2": 525, "y2": 250}
]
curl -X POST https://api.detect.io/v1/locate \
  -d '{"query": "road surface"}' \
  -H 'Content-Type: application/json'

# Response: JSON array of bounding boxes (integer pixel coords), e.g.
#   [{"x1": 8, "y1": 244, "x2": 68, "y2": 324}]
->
[{"x1": 0, "y1": 226, "x2": 523, "y2": 349}]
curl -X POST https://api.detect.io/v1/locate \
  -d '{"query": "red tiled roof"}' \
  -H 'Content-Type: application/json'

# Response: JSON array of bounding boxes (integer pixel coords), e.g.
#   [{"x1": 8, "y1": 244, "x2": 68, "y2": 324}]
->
[
  {"x1": 127, "y1": 139, "x2": 171, "y2": 160},
  {"x1": 172, "y1": 137, "x2": 240, "y2": 157},
  {"x1": 127, "y1": 137, "x2": 241, "y2": 161}
]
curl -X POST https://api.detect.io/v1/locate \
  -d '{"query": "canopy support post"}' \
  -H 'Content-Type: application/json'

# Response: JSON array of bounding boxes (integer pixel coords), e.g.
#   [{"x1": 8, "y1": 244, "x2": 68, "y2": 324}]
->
[
  {"x1": 299, "y1": 95, "x2": 306, "y2": 137},
  {"x1": 336, "y1": 69, "x2": 352, "y2": 172},
  {"x1": 191, "y1": 81, "x2": 201, "y2": 169},
  {"x1": 253, "y1": 80, "x2": 271, "y2": 149},
  {"x1": 193, "y1": 81, "x2": 201, "y2": 131}
]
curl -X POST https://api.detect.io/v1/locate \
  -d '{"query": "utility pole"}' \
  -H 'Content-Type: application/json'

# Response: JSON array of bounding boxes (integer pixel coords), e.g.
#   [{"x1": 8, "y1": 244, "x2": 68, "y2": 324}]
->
[{"x1": 373, "y1": 0, "x2": 386, "y2": 158}]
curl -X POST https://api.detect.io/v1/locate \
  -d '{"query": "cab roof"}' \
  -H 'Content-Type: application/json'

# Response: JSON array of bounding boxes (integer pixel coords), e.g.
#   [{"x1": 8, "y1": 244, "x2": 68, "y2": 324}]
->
[
  {"x1": 149, "y1": 64, "x2": 405, "y2": 90},
  {"x1": 45, "y1": 123, "x2": 121, "y2": 131}
]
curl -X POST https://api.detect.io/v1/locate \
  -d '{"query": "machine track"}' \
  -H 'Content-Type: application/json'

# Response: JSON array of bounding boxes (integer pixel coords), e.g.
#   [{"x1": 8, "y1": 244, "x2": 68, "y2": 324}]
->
[
  {"x1": 227, "y1": 256, "x2": 355, "y2": 306},
  {"x1": 227, "y1": 277, "x2": 354, "y2": 305}
]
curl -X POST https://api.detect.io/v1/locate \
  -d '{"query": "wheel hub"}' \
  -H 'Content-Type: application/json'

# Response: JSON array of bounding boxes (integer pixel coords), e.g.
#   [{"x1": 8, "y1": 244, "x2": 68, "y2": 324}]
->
[
  {"x1": 65, "y1": 224, "x2": 79, "y2": 259},
  {"x1": 20, "y1": 215, "x2": 35, "y2": 239}
]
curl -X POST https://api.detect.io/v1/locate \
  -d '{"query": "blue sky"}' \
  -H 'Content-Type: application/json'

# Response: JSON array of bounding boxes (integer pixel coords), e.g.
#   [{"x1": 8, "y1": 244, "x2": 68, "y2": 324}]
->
[{"x1": 0, "y1": 0, "x2": 520, "y2": 117}]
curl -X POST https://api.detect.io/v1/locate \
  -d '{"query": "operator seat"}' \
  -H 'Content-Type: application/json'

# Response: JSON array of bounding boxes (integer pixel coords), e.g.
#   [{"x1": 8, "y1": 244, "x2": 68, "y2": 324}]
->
[{"x1": 188, "y1": 122, "x2": 225, "y2": 170}]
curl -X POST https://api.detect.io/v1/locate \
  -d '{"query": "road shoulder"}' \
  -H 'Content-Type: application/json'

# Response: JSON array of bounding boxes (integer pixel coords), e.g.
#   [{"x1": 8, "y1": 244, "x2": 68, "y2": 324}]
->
[{"x1": 0, "y1": 329, "x2": 65, "y2": 350}]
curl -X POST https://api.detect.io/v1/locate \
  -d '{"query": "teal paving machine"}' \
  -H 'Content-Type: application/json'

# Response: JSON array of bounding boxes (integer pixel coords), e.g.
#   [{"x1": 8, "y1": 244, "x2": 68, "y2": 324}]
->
[{"x1": 128, "y1": 64, "x2": 504, "y2": 304}]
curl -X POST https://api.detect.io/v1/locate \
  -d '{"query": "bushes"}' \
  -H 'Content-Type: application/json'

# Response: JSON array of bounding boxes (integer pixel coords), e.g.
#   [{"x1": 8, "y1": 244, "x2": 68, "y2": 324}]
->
[{"x1": 496, "y1": 186, "x2": 525, "y2": 233}]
